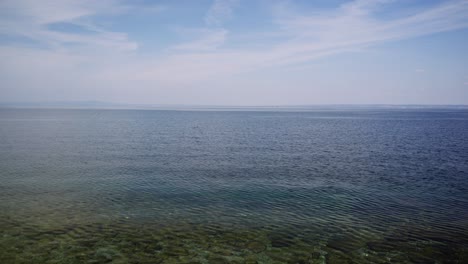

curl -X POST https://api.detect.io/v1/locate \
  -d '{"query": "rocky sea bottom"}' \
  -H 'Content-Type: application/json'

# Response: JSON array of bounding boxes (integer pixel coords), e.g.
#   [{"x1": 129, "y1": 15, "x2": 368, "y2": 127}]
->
[{"x1": 1, "y1": 216, "x2": 467, "y2": 264}]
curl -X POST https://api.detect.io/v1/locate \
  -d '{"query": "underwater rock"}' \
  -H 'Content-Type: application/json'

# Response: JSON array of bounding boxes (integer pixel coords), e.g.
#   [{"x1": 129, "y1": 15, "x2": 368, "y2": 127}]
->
[
  {"x1": 271, "y1": 239, "x2": 290, "y2": 248},
  {"x1": 457, "y1": 249, "x2": 468, "y2": 262},
  {"x1": 211, "y1": 247, "x2": 235, "y2": 256},
  {"x1": 407, "y1": 253, "x2": 434, "y2": 264},
  {"x1": 265, "y1": 248, "x2": 292, "y2": 263},
  {"x1": 325, "y1": 253, "x2": 350, "y2": 264},
  {"x1": 366, "y1": 241, "x2": 394, "y2": 252},
  {"x1": 207, "y1": 256, "x2": 229, "y2": 264},
  {"x1": 244, "y1": 254, "x2": 258, "y2": 264},
  {"x1": 163, "y1": 245, "x2": 189, "y2": 257},
  {"x1": 309, "y1": 250, "x2": 321, "y2": 260},
  {"x1": 309, "y1": 254, "x2": 326, "y2": 264},
  {"x1": 326, "y1": 237, "x2": 360, "y2": 253},
  {"x1": 94, "y1": 246, "x2": 122, "y2": 262},
  {"x1": 247, "y1": 241, "x2": 266, "y2": 253},
  {"x1": 268, "y1": 232, "x2": 295, "y2": 248}
]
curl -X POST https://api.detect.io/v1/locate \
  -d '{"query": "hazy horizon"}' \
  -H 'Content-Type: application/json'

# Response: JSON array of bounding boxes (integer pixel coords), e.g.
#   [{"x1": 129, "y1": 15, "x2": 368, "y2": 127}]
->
[
  {"x1": 1, "y1": 0, "x2": 468, "y2": 105},
  {"x1": 1, "y1": 100, "x2": 467, "y2": 111}
]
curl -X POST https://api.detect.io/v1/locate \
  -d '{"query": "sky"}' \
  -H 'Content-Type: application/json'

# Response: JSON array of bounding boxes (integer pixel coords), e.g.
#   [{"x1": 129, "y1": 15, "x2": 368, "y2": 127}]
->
[{"x1": 0, "y1": 0, "x2": 467, "y2": 106}]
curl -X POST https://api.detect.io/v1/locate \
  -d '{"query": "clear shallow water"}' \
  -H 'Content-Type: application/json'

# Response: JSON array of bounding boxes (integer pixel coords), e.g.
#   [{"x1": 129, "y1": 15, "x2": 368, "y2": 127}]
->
[{"x1": 0, "y1": 108, "x2": 467, "y2": 263}]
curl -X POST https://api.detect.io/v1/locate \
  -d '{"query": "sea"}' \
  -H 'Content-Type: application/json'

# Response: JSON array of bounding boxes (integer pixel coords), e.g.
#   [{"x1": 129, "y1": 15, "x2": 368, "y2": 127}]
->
[{"x1": 0, "y1": 107, "x2": 467, "y2": 263}]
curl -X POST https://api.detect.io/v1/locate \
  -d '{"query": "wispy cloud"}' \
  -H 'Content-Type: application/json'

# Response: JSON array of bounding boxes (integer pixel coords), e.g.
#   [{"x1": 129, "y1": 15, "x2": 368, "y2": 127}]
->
[
  {"x1": 264, "y1": 0, "x2": 468, "y2": 66},
  {"x1": 1, "y1": 0, "x2": 468, "y2": 104},
  {"x1": 0, "y1": 0, "x2": 140, "y2": 51},
  {"x1": 170, "y1": 29, "x2": 228, "y2": 52},
  {"x1": 142, "y1": 0, "x2": 468, "y2": 81},
  {"x1": 3, "y1": 0, "x2": 468, "y2": 77},
  {"x1": 204, "y1": 0, "x2": 239, "y2": 27},
  {"x1": 168, "y1": 1, "x2": 237, "y2": 54}
]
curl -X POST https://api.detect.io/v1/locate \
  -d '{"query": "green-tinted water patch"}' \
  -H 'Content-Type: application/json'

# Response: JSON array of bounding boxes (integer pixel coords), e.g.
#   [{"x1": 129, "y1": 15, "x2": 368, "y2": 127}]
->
[{"x1": 1, "y1": 217, "x2": 467, "y2": 263}]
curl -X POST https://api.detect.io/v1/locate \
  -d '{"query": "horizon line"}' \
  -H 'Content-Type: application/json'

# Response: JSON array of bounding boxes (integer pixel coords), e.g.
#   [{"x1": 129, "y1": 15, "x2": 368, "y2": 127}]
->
[{"x1": 1, "y1": 101, "x2": 467, "y2": 111}]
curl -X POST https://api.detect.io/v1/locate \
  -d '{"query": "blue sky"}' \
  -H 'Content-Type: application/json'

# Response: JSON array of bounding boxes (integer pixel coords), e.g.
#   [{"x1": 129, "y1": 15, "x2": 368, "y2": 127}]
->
[{"x1": 0, "y1": 0, "x2": 467, "y2": 105}]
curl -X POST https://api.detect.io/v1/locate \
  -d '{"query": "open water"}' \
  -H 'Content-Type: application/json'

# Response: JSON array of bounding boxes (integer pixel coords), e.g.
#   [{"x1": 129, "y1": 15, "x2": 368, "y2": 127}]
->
[{"x1": 0, "y1": 108, "x2": 467, "y2": 263}]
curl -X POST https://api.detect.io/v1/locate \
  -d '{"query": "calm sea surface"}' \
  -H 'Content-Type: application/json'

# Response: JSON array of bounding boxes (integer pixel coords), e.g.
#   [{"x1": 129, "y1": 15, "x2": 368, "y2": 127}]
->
[{"x1": 1, "y1": 108, "x2": 467, "y2": 263}]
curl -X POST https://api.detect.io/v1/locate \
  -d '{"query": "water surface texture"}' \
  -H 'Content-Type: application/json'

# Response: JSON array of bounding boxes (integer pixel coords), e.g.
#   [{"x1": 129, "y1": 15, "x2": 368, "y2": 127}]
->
[{"x1": 1, "y1": 108, "x2": 467, "y2": 263}]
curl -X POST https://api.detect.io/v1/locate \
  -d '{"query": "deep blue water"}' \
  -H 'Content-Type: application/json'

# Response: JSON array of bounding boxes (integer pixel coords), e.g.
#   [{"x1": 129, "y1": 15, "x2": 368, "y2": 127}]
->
[{"x1": 0, "y1": 108, "x2": 467, "y2": 263}]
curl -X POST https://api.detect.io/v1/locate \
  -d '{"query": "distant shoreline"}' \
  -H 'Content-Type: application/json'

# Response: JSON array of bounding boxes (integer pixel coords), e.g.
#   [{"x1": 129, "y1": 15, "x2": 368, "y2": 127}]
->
[{"x1": 1, "y1": 103, "x2": 467, "y2": 112}]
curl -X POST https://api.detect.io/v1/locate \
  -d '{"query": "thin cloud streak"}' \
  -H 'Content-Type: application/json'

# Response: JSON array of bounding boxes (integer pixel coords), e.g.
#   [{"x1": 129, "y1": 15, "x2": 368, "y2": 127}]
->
[
  {"x1": 0, "y1": 0, "x2": 138, "y2": 51},
  {"x1": 138, "y1": 0, "x2": 468, "y2": 82}
]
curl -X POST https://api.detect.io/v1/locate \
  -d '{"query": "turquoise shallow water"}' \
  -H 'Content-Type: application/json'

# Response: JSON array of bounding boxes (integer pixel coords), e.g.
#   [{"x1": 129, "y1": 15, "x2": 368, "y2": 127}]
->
[{"x1": 1, "y1": 108, "x2": 467, "y2": 263}]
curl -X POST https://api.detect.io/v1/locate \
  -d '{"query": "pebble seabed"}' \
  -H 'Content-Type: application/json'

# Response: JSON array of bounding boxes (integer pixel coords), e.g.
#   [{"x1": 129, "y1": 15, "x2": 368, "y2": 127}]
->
[{"x1": 1, "y1": 217, "x2": 467, "y2": 264}]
